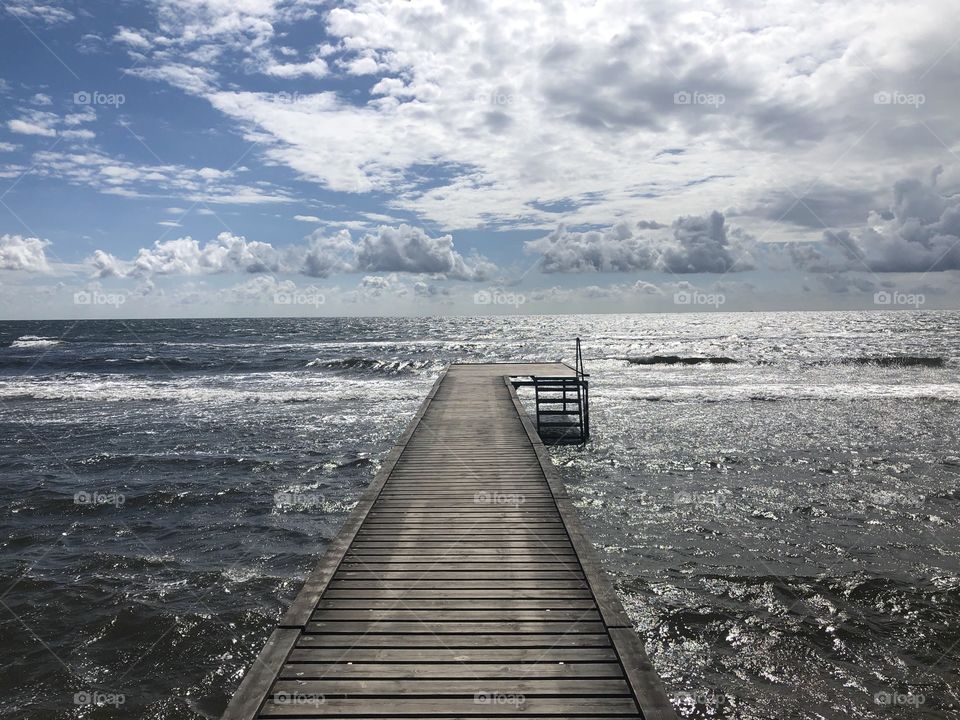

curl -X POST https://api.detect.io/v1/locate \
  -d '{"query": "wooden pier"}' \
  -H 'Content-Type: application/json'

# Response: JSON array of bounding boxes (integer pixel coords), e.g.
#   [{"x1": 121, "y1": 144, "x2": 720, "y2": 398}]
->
[{"x1": 224, "y1": 362, "x2": 675, "y2": 719}]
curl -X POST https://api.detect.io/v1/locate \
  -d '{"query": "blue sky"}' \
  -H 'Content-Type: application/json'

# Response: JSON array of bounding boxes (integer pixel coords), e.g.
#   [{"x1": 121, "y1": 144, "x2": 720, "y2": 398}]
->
[{"x1": 1, "y1": 0, "x2": 959, "y2": 318}]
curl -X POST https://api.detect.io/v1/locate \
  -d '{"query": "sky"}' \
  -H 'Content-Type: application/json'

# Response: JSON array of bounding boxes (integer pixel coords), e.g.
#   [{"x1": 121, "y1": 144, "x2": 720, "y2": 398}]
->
[{"x1": 0, "y1": 0, "x2": 959, "y2": 318}]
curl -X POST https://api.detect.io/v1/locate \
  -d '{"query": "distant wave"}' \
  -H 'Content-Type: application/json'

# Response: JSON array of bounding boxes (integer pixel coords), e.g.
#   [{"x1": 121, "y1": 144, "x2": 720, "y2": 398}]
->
[
  {"x1": 306, "y1": 356, "x2": 438, "y2": 375},
  {"x1": 622, "y1": 354, "x2": 946, "y2": 369},
  {"x1": 10, "y1": 335, "x2": 61, "y2": 348},
  {"x1": 627, "y1": 382, "x2": 960, "y2": 403},
  {"x1": 626, "y1": 355, "x2": 738, "y2": 366},
  {"x1": 834, "y1": 355, "x2": 945, "y2": 368}
]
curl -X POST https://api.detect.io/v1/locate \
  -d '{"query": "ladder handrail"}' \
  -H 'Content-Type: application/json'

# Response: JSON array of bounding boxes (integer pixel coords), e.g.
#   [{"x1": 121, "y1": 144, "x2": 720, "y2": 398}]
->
[
  {"x1": 531, "y1": 339, "x2": 590, "y2": 444},
  {"x1": 574, "y1": 338, "x2": 584, "y2": 439}
]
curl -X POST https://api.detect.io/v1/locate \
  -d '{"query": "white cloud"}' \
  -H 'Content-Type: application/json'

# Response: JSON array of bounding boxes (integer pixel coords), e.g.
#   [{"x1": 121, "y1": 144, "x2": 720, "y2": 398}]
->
[
  {"x1": 31, "y1": 93, "x2": 53, "y2": 106},
  {"x1": 82, "y1": 225, "x2": 494, "y2": 281},
  {"x1": 114, "y1": 27, "x2": 153, "y2": 49},
  {"x1": 355, "y1": 225, "x2": 494, "y2": 280},
  {"x1": 816, "y1": 171, "x2": 960, "y2": 272},
  {"x1": 126, "y1": 64, "x2": 218, "y2": 94},
  {"x1": 61, "y1": 129, "x2": 95, "y2": 141},
  {"x1": 24, "y1": 149, "x2": 293, "y2": 204},
  {"x1": 133, "y1": 233, "x2": 283, "y2": 276},
  {"x1": 293, "y1": 215, "x2": 322, "y2": 223},
  {"x1": 526, "y1": 222, "x2": 659, "y2": 273},
  {"x1": 343, "y1": 55, "x2": 379, "y2": 76},
  {"x1": 526, "y1": 212, "x2": 750, "y2": 274},
  {"x1": 263, "y1": 57, "x2": 329, "y2": 79},
  {"x1": 6, "y1": 108, "x2": 97, "y2": 140},
  {"x1": 110, "y1": 0, "x2": 960, "y2": 236},
  {"x1": 4, "y1": 1, "x2": 74, "y2": 24},
  {"x1": 8, "y1": 118, "x2": 57, "y2": 137},
  {"x1": 0, "y1": 235, "x2": 51, "y2": 273}
]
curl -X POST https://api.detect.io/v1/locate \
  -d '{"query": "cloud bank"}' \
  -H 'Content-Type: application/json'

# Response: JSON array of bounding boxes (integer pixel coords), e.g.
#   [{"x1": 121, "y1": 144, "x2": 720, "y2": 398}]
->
[{"x1": 87, "y1": 225, "x2": 492, "y2": 281}]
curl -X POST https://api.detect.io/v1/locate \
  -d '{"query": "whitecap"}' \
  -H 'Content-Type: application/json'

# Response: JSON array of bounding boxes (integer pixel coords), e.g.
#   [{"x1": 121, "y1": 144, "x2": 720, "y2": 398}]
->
[{"x1": 10, "y1": 335, "x2": 61, "y2": 348}]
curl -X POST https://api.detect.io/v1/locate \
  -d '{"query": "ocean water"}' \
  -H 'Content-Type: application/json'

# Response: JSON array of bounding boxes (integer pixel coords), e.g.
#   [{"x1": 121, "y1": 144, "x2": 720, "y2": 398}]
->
[{"x1": 0, "y1": 312, "x2": 957, "y2": 719}]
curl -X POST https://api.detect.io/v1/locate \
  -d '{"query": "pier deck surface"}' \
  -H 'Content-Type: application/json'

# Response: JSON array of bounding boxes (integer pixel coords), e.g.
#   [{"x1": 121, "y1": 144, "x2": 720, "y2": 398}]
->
[{"x1": 224, "y1": 363, "x2": 675, "y2": 719}]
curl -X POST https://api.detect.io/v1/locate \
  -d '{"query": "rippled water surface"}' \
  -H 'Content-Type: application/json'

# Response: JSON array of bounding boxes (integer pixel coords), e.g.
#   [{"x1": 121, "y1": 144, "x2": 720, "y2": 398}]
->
[{"x1": 1, "y1": 313, "x2": 957, "y2": 718}]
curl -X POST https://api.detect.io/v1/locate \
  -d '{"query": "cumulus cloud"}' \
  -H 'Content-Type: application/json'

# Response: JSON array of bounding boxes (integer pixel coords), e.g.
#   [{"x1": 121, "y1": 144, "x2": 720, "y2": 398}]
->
[
  {"x1": 661, "y1": 212, "x2": 746, "y2": 274},
  {"x1": 263, "y1": 57, "x2": 329, "y2": 79},
  {"x1": 298, "y1": 229, "x2": 355, "y2": 277},
  {"x1": 355, "y1": 225, "x2": 494, "y2": 280},
  {"x1": 8, "y1": 114, "x2": 58, "y2": 137},
  {"x1": 90, "y1": 233, "x2": 284, "y2": 278},
  {"x1": 104, "y1": 0, "x2": 960, "y2": 235},
  {"x1": 526, "y1": 222, "x2": 658, "y2": 273},
  {"x1": 526, "y1": 212, "x2": 750, "y2": 274},
  {"x1": 799, "y1": 171, "x2": 960, "y2": 273},
  {"x1": 6, "y1": 108, "x2": 97, "y2": 141},
  {"x1": 4, "y1": 1, "x2": 74, "y2": 24},
  {"x1": 0, "y1": 235, "x2": 52, "y2": 273},
  {"x1": 83, "y1": 225, "x2": 493, "y2": 281}
]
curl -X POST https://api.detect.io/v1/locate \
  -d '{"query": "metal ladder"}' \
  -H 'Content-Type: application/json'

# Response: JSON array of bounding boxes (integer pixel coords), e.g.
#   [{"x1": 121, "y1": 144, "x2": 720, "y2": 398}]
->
[{"x1": 533, "y1": 338, "x2": 590, "y2": 444}]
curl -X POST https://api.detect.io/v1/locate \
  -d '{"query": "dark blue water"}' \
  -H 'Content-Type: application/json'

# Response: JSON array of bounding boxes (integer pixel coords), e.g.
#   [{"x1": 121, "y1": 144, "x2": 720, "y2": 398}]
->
[{"x1": 1, "y1": 313, "x2": 957, "y2": 718}]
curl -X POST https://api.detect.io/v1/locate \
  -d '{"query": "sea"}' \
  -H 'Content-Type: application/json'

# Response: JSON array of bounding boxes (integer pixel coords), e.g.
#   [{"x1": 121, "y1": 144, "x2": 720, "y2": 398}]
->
[{"x1": 0, "y1": 312, "x2": 957, "y2": 719}]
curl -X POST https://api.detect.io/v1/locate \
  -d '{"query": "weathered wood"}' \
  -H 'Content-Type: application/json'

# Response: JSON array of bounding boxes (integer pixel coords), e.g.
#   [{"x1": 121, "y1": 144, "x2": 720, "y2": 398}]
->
[
  {"x1": 224, "y1": 363, "x2": 675, "y2": 720},
  {"x1": 281, "y1": 661, "x2": 625, "y2": 677},
  {"x1": 221, "y1": 629, "x2": 299, "y2": 720}
]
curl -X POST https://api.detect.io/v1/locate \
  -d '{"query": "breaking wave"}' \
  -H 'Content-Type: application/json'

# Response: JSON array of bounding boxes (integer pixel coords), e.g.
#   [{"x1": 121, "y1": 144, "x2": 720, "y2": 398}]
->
[
  {"x1": 626, "y1": 355, "x2": 738, "y2": 365},
  {"x1": 306, "y1": 356, "x2": 440, "y2": 375},
  {"x1": 9, "y1": 335, "x2": 61, "y2": 348}
]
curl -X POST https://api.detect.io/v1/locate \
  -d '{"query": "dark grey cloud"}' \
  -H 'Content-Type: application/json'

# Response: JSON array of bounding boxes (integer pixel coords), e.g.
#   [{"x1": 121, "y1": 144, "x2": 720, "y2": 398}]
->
[
  {"x1": 355, "y1": 224, "x2": 494, "y2": 280},
  {"x1": 525, "y1": 221, "x2": 659, "y2": 273},
  {"x1": 526, "y1": 212, "x2": 751, "y2": 274},
  {"x1": 661, "y1": 211, "x2": 744, "y2": 273},
  {"x1": 810, "y1": 172, "x2": 960, "y2": 273},
  {"x1": 745, "y1": 185, "x2": 883, "y2": 229}
]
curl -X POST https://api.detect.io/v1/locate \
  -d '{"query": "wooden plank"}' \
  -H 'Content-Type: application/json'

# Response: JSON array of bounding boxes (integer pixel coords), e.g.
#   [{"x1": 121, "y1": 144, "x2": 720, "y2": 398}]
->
[
  {"x1": 270, "y1": 678, "x2": 630, "y2": 695},
  {"x1": 224, "y1": 363, "x2": 673, "y2": 720},
  {"x1": 321, "y1": 589, "x2": 594, "y2": 599},
  {"x1": 280, "y1": 663, "x2": 627, "y2": 679},
  {"x1": 310, "y1": 609, "x2": 601, "y2": 622},
  {"x1": 285, "y1": 648, "x2": 619, "y2": 663},
  {"x1": 278, "y1": 371, "x2": 449, "y2": 629},
  {"x1": 221, "y1": 629, "x2": 298, "y2": 720},
  {"x1": 294, "y1": 633, "x2": 614, "y2": 648},
  {"x1": 304, "y1": 621, "x2": 608, "y2": 634},
  {"x1": 258, "y1": 697, "x2": 640, "y2": 716}
]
